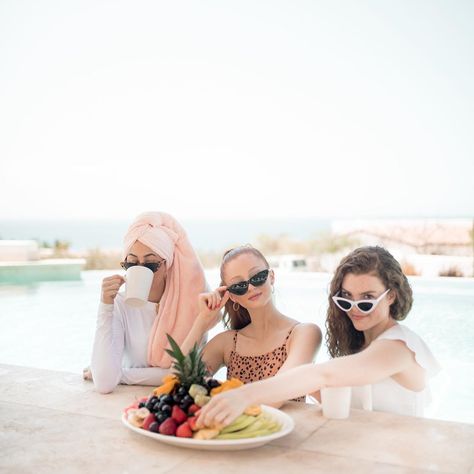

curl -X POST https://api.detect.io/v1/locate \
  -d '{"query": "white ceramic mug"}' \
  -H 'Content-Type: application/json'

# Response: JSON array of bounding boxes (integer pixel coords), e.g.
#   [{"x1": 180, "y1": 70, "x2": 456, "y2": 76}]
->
[
  {"x1": 320, "y1": 386, "x2": 352, "y2": 419},
  {"x1": 124, "y1": 265, "x2": 154, "y2": 307}
]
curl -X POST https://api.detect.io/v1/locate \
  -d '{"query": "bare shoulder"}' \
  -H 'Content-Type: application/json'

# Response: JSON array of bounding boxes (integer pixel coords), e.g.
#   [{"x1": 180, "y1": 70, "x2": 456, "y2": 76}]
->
[
  {"x1": 291, "y1": 322, "x2": 322, "y2": 340},
  {"x1": 286, "y1": 323, "x2": 323, "y2": 359},
  {"x1": 206, "y1": 329, "x2": 236, "y2": 349}
]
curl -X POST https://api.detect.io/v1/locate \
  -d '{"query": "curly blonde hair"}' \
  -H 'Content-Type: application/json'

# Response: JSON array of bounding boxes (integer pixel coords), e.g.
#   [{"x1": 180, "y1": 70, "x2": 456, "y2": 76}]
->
[{"x1": 326, "y1": 246, "x2": 413, "y2": 358}]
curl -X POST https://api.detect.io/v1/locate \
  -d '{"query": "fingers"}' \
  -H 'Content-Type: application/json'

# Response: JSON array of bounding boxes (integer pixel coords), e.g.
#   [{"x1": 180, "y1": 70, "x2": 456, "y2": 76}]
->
[
  {"x1": 102, "y1": 275, "x2": 125, "y2": 286},
  {"x1": 203, "y1": 288, "x2": 229, "y2": 311},
  {"x1": 197, "y1": 395, "x2": 236, "y2": 428},
  {"x1": 218, "y1": 291, "x2": 230, "y2": 309},
  {"x1": 101, "y1": 275, "x2": 125, "y2": 304}
]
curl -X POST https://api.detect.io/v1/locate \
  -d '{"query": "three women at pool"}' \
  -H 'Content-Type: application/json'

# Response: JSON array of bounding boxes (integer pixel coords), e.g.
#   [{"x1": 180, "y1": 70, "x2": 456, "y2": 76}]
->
[{"x1": 89, "y1": 212, "x2": 439, "y2": 422}]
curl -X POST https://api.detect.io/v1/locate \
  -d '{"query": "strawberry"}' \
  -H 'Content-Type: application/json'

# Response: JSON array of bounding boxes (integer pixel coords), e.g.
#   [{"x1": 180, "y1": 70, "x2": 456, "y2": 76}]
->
[
  {"x1": 171, "y1": 405, "x2": 188, "y2": 424},
  {"x1": 158, "y1": 418, "x2": 178, "y2": 436},
  {"x1": 142, "y1": 413, "x2": 156, "y2": 431},
  {"x1": 187, "y1": 404, "x2": 200, "y2": 416},
  {"x1": 176, "y1": 421, "x2": 193, "y2": 438},
  {"x1": 188, "y1": 416, "x2": 199, "y2": 431}
]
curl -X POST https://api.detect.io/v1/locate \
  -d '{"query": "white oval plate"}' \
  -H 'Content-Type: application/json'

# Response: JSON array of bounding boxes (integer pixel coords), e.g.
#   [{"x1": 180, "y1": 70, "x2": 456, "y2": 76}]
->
[{"x1": 122, "y1": 405, "x2": 294, "y2": 451}]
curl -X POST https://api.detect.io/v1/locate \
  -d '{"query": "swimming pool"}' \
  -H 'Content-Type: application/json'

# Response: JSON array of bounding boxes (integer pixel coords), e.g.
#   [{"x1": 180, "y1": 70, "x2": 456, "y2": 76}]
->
[{"x1": 0, "y1": 269, "x2": 472, "y2": 424}]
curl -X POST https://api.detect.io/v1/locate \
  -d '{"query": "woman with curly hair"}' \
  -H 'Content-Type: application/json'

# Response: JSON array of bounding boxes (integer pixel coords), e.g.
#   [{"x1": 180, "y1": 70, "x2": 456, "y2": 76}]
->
[{"x1": 198, "y1": 246, "x2": 440, "y2": 427}]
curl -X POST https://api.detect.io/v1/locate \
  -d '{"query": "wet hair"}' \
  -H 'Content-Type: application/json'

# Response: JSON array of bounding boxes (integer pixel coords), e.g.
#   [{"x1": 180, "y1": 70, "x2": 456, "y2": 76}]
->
[
  {"x1": 326, "y1": 246, "x2": 413, "y2": 358},
  {"x1": 220, "y1": 245, "x2": 270, "y2": 330}
]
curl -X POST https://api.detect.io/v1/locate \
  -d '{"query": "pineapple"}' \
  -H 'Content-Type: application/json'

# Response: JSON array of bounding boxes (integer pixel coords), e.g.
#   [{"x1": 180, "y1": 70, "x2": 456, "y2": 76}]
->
[{"x1": 165, "y1": 334, "x2": 208, "y2": 389}]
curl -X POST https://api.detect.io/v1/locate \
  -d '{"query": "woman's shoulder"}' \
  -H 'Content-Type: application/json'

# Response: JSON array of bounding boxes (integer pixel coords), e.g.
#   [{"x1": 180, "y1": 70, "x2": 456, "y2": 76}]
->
[
  {"x1": 289, "y1": 322, "x2": 321, "y2": 336},
  {"x1": 286, "y1": 322, "x2": 322, "y2": 348},
  {"x1": 377, "y1": 324, "x2": 441, "y2": 377},
  {"x1": 208, "y1": 329, "x2": 236, "y2": 346}
]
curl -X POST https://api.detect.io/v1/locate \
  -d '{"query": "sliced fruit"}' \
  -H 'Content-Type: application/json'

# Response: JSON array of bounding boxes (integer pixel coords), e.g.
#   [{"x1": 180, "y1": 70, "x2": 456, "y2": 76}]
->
[
  {"x1": 194, "y1": 393, "x2": 211, "y2": 407},
  {"x1": 123, "y1": 401, "x2": 139, "y2": 414},
  {"x1": 210, "y1": 378, "x2": 244, "y2": 396},
  {"x1": 244, "y1": 405, "x2": 262, "y2": 416},
  {"x1": 153, "y1": 374, "x2": 179, "y2": 396},
  {"x1": 219, "y1": 414, "x2": 258, "y2": 434},
  {"x1": 127, "y1": 407, "x2": 150, "y2": 427},
  {"x1": 193, "y1": 428, "x2": 220, "y2": 440},
  {"x1": 189, "y1": 383, "x2": 208, "y2": 399}
]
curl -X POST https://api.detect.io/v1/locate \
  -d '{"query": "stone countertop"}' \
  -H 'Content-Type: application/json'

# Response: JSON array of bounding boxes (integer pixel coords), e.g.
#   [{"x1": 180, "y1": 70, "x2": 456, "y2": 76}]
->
[{"x1": 0, "y1": 364, "x2": 473, "y2": 474}]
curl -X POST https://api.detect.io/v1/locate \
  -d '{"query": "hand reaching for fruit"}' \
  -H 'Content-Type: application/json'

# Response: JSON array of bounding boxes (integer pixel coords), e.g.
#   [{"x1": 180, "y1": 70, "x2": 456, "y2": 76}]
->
[{"x1": 197, "y1": 386, "x2": 249, "y2": 429}]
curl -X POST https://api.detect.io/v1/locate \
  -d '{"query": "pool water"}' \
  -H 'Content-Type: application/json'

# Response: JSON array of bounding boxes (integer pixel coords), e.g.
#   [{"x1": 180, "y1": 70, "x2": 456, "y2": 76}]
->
[{"x1": 0, "y1": 270, "x2": 473, "y2": 424}]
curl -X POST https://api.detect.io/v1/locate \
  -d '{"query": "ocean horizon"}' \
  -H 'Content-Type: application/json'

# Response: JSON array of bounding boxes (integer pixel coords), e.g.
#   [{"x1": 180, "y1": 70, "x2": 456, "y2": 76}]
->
[{"x1": 0, "y1": 218, "x2": 332, "y2": 253}]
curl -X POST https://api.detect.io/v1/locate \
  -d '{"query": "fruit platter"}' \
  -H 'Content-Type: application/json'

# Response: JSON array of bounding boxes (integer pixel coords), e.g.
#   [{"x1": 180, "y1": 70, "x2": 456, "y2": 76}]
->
[{"x1": 122, "y1": 335, "x2": 294, "y2": 450}]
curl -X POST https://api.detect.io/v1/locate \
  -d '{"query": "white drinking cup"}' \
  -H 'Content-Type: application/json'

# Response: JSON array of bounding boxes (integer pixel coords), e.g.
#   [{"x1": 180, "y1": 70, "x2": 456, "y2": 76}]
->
[
  {"x1": 320, "y1": 386, "x2": 352, "y2": 419},
  {"x1": 124, "y1": 265, "x2": 154, "y2": 307}
]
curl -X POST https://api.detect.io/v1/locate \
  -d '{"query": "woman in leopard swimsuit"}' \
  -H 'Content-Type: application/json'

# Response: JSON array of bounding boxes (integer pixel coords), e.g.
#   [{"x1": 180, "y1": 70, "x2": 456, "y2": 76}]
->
[{"x1": 182, "y1": 245, "x2": 322, "y2": 406}]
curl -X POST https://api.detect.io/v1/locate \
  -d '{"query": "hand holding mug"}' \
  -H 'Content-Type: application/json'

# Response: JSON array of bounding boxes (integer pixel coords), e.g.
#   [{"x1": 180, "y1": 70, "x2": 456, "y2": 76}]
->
[{"x1": 101, "y1": 274, "x2": 126, "y2": 304}]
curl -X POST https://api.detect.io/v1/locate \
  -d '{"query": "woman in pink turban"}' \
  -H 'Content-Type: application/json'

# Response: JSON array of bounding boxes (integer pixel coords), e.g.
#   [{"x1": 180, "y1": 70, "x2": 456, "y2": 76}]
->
[{"x1": 88, "y1": 212, "x2": 207, "y2": 393}]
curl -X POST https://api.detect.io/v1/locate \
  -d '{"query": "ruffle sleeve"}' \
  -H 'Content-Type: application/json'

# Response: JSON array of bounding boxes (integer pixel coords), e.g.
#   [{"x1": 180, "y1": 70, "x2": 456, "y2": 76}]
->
[{"x1": 377, "y1": 324, "x2": 441, "y2": 378}]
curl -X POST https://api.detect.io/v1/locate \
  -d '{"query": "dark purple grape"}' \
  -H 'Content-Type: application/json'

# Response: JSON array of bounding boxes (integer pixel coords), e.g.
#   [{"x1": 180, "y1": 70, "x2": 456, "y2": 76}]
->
[
  {"x1": 146, "y1": 396, "x2": 159, "y2": 411},
  {"x1": 152, "y1": 401, "x2": 161, "y2": 413},
  {"x1": 207, "y1": 379, "x2": 221, "y2": 389},
  {"x1": 156, "y1": 412, "x2": 169, "y2": 424},
  {"x1": 161, "y1": 404, "x2": 172, "y2": 414},
  {"x1": 138, "y1": 401, "x2": 146, "y2": 408},
  {"x1": 177, "y1": 386, "x2": 187, "y2": 396},
  {"x1": 179, "y1": 401, "x2": 191, "y2": 411},
  {"x1": 149, "y1": 421, "x2": 160, "y2": 433},
  {"x1": 173, "y1": 394, "x2": 182, "y2": 404},
  {"x1": 182, "y1": 395, "x2": 193, "y2": 405},
  {"x1": 161, "y1": 394, "x2": 174, "y2": 405}
]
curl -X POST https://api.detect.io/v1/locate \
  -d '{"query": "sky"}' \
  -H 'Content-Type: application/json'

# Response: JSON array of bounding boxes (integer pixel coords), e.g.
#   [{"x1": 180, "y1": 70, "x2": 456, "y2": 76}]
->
[{"x1": 0, "y1": 1, "x2": 473, "y2": 221}]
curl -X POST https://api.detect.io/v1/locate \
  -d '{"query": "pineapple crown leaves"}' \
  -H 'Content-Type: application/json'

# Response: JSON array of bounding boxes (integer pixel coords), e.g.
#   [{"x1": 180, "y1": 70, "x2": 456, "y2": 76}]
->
[{"x1": 165, "y1": 334, "x2": 208, "y2": 388}]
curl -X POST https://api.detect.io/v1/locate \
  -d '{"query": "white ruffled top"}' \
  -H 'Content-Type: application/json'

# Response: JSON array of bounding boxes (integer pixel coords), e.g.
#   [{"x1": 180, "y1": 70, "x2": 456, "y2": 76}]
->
[{"x1": 351, "y1": 324, "x2": 441, "y2": 417}]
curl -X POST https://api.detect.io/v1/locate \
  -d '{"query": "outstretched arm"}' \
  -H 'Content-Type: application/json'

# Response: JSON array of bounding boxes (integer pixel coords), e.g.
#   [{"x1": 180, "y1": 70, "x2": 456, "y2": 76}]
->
[
  {"x1": 268, "y1": 323, "x2": 322, "y2": 408},
  {"x1": 198, "y1": 338, "x2": 417, "y2": 427}
]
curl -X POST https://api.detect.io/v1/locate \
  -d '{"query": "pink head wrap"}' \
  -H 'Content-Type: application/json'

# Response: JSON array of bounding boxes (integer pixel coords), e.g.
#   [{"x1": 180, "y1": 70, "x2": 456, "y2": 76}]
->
[{"x1": 123, "y1": 212, "x2": 207, "y2": 367}]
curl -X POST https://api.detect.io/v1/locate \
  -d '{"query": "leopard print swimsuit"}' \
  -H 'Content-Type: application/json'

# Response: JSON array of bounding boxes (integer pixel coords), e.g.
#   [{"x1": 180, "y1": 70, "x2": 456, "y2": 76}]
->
[{"x1": 226, "y1": 325, "x2": 305, "y2": 402}]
